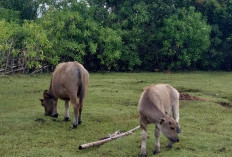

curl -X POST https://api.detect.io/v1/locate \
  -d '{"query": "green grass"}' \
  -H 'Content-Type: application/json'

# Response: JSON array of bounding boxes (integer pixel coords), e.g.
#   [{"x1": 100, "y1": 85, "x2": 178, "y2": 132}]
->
[{"x1": 0, "y1": 71, "x2": 232, "y2": 157}]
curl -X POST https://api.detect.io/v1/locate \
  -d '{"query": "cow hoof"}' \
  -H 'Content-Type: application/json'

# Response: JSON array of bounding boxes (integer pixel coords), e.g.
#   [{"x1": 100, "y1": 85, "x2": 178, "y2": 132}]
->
[
  {"x1": 71, "y1": 124, "x2": 78, "y2": 129},
  {"x1": 63, "y1": 117, "x2": 70, "y2": 121},
  {"x1": 78, "y1": 120, "x2": 82, "y2": 124},
  {"x1": 153, "y1": 150, "x2": 160, "y2": 155},
  {"x1": 52, "y1": 113, "x2": 58, "y2": 118},
  {"x1": 139, "y1": 154, "x2": 147, "y2": 157},
  {"x1": 166, "y1": 145, "x2": 172, "y2": 149}
]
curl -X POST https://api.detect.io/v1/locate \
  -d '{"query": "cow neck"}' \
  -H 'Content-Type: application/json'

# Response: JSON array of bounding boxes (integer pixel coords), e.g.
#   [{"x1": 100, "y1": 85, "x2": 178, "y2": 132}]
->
[
  {"x1": 48, "y1": 80, "x2": 55, "y2": 98},
  {"x1": 145, "y1": 93, "x2": 169, "y2": 124},
  {"x1": 156, "y1": 108, "x2": 169, "y2": 124},
  {"x1": 151, "y1": 104, "x2": 170, "y2": 124}
]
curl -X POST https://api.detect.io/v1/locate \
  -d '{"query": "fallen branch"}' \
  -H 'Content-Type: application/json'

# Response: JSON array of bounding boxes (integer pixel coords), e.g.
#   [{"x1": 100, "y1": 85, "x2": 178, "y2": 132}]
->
[
  {"x1": 31, "y1": 65, "x2": 48, "y2": 74},
  {"x1": 98, "y1": 130, "x2": 121, "y2": 140},
  {"x1": 0, "y1": 66, "x2": 18, "y2": 73},
  {"x1": 2, "y1": 67, "x2": 25, "y2": 75},
  {"x1": 79, "y1": 125, "x2": 140, "y2": 150},
  {"x1": 0, "y1": 69, "x2": 5, "y2": 72}
]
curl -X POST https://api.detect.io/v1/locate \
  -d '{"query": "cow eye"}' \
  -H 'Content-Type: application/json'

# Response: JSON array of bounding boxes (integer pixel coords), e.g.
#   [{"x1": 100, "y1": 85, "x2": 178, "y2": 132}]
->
[{"x1": 170, "y1": 127, "x2": 175, "y2": 130}]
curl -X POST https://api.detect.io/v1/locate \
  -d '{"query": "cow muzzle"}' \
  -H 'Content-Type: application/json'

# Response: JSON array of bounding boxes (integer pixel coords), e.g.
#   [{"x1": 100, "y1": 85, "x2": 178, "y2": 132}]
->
[{"x1": 170, "y1": 137, "x2": 179, "y2": 143}]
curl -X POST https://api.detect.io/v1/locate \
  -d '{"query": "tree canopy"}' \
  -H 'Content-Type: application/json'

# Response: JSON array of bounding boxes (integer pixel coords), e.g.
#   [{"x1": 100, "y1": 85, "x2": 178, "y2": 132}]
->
[{"x1": 0, "y1": 0, "x2": 232, "y2": 72}]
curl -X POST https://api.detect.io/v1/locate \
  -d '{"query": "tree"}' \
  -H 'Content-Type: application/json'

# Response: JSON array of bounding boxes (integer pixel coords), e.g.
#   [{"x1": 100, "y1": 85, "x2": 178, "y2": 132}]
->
[
  {"x1": 0, "y1": 8, "x2": 21, "y2": 23},
  {"x1": 21, "y1": 21, "x2": 49, "y2": 69},
  {"x1": 0, "y1": 20, "x2": 21, "y2": 69},
  {"x1": 155, "y1": 7, "x2": 211, "y2": 70},
  {"x1": 38, "y1": 7, "x2": 122, "y2": 71},
  {"x1": 214, "y1": 4, "x2": 232, "y2": 70},
  {"x1": 0, "y1": 0, "x2": 39, "y2": 20}
]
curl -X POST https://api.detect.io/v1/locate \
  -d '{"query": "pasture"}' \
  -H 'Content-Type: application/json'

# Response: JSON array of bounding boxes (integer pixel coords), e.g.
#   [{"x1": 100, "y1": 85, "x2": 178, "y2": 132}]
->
[{"x1": 0, "y1": 72, "x2": 232, "y2": 156}]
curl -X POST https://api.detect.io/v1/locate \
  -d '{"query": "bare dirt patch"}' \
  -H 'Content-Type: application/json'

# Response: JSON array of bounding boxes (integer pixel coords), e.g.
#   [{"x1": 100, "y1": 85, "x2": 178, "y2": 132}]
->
[
  {"x1": 178, "y1": 87, "x2": 201, "y2": 93},
  {"x1": 180, "y1": 93, "x2": 205, "y2": 101}
]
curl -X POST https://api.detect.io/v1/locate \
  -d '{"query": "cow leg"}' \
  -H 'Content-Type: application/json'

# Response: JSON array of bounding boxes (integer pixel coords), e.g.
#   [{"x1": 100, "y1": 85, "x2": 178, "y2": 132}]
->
[
  {"x1": 153, "y1": 125, "x2": 161, "y2": 155},
  {"x1": 63, "y1": 100, "x2": 70, "y2": 121},
  {"x1": 52, "y1": 100, "x2": 58, "y2": 118},
  {"x1": 78, "y1": 94, "x2": 85, "y2": 124},
  {"x1": 71, "y1": 97, "x2": 80, "y2": 129},
  {"x1": 139, "y1": 120, "x2": 147, "y2": 157},
  {"x1": 78, "y1": 90, "x2": 83, "y2": 124},
  {"x1": 78, "y1": 85, "x2": 87, "y2": 124},
  {"x1": 72, "y1": 103, "x2": 79, "y2": 128},
  {"x1": 78, "y1": 105, "x2": 82, "y2": 124},
  {"x1": 172, "y1": 99, "x2": 181, "y2": 134},
  {"x1": 172, "y1": 100, "x2": 179, "y2": 122}
]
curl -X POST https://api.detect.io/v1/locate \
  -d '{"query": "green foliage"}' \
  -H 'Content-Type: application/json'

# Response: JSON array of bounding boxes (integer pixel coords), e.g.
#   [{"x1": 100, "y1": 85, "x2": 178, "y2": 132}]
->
[
  {"x1": 1, "y1": 0, "x2": 232, "y2": 71},
  {"x1": 0, "y1": 0, "x2": 39, "y2": 20},
  {"x1": 0, "y1": 8, "x2": 21, "y2": 23},
  {"x1": 194, "y1": 0, "x2": 232, "y2": 70},
  {"x1": 0, "y1": 20, "x2": 20, "y2": 45},
  {"x1": 213, "y1": 3, "x2": 232, "y2": 70},
  {"x1": 0, "y1": 20, "x2": 21, "y2": 68},
  {"x1": 21, "y1": 21, "x2": 49, "y2": 69},
  {"x1": 97, "y1": 27, "x2": 122, "y2": 70},
  {"x1": 155, "y1": 7, "x2": 211, "y2": 70},
  {"x1": 38, "y1": 10, "x2": 86, "y2": 65},
  {"x1": 38, "y1": 8, "x2": 122, "y2": 70}
]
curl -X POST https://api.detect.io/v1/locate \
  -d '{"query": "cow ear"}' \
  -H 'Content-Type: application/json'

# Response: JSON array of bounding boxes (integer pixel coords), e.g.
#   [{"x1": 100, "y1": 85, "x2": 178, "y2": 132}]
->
[
  {"x1": 160, "y1": 118, "x2": 165, "y2": 125},
  {"x1": 43, "y1": 90, "x2": 49, "y2": 98},
  {"x1": 43, "y1": 90, "x2": 47, "y2": 95}
]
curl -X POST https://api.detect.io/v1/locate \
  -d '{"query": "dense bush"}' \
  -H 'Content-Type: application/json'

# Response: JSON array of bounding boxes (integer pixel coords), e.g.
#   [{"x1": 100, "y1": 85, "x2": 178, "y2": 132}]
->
[
  {"x1": 0, "y1": 0, "x2": 232, "y2": 71},
  {"x1": 155, "y1": 7, "x2": 211, "y2": 70}
]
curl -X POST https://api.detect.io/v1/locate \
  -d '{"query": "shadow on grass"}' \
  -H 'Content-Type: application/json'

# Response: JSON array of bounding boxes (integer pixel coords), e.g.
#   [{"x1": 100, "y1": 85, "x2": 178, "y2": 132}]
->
[{"x1": 217, "y1": 102, "x2": 232, "y2": 108}]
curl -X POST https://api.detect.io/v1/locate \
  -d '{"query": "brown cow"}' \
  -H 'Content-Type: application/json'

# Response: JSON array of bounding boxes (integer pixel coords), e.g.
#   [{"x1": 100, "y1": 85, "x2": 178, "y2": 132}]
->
[
  {"x1": 40, "y1": 61, "x2": 89, "y2": 128},
  {"x1": 138, "y1": 84, "x2": 181, "y2": 156}
]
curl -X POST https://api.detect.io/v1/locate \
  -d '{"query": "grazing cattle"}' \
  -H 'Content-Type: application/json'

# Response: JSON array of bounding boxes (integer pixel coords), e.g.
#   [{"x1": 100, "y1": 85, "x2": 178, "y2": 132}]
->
[
  {"x1": 40, "y1": 61, "x2": 89, "y2": 128},
  {"x1": 138, "y1": 84, "x2": 181, "y2": 156}
]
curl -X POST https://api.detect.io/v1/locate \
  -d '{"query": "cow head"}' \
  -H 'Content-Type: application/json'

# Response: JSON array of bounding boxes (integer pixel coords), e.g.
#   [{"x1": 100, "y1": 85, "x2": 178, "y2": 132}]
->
[
  {"x1": 159, "y1": 116, "x2": 179, "y2": 144},
  {"x1": 39, "y1": 90, "x2": 57, "y2": 116}
]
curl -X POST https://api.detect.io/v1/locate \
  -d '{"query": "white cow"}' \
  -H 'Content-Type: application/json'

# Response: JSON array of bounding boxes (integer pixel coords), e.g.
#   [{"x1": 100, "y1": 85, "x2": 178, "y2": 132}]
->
[{"x1": 138, "y1": 84, "x2": 181, "y2": 156}]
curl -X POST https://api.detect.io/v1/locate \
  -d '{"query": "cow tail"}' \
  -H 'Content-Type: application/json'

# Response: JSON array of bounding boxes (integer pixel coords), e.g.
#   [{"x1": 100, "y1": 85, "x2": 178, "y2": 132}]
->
[
  {"x1": 78, "y1": 70, "x2": 88, "y2": 106},
  {"x1": 79, "y1": 86, "x2": 84, "y2": 106}
]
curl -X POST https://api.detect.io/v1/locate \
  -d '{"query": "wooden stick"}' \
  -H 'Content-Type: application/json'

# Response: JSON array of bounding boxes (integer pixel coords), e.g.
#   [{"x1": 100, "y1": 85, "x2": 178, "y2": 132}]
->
[
  {"x1": 98, "y1": 130, "x2": 121, "y2": 140},
  {"x1": 0, "y1": 69, "x2": 5, "y2": 72},
  {"x1": 2, "y1": 68, "x2": 25, "y2": 74},
  {"x1": 79, "y1": 125, "x2": 140, "y2": 150}
]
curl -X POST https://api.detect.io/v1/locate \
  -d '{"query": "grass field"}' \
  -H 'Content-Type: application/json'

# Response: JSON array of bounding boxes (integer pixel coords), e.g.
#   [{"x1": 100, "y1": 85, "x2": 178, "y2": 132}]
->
[{"x1": 0, "y1": 71, "x2": 232, "y2": 157}]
